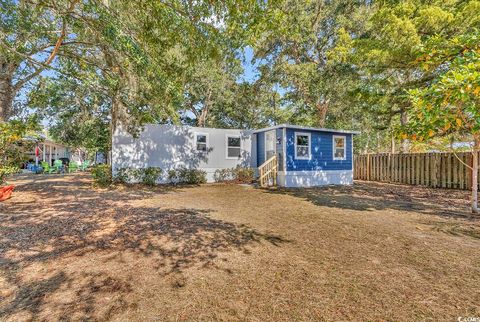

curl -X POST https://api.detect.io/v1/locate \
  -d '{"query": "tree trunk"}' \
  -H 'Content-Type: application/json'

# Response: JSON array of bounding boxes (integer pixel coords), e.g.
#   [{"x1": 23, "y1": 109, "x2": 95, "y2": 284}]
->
[
  {"x1": 197, "y1": 89, "x2": 212, "y2": 128},
  {"x1": 315, "y1": 100, "x2": 328, "y2": 127},
  {"x1": 101, "y1": 45, "x2": 128, "y2": 137},
  {"x1": 472, "y1": 137, "x2": 480, "y2": 214},
  {"x1": 198, "y1": 106, "x2": 209, "y2": 127},
  {"x1": 376, "y1": 132, "x2": 380, "y2": 153},
  {"x1": 111, "y1": 92, "x2": 128, "y2": 135},
  {"x1": 400, "y1": 109, "x2": 409, "y2": 152},
  {"x1": 0, "y1": 62, "x2": 15, "y2": 122}
]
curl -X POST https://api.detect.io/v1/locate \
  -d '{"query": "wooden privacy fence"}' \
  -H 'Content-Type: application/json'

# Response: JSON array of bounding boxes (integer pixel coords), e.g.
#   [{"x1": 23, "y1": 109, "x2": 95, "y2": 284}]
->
[{"x1": 354, "y1": 152, "x2": 480, "y2": 190}]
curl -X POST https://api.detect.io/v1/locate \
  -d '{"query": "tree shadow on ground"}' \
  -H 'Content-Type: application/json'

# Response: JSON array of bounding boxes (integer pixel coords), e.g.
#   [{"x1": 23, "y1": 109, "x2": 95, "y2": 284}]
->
[
  {"x1": 263, "y1": 181, "x2": 477, "y2": 220},
  {"x1": 417, "y1": 219, "x2": 480, "y2": 240},
  {"x1": 0, "y1": 272, "x2": 67, "y2": 318},
  {"x1": 0, "y1": 174, "x2": 290, "y2": 320}
]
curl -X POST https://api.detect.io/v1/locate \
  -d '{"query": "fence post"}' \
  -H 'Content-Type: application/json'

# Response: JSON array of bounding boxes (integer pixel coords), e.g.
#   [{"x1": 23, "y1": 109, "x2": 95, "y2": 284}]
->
[
  {"x1": 367, "y1": 154, "x2": 371, "y2": 181},
  {"x1": 387, "y1": 153, "x2": 391, "y2": 182},
  {"x1": 460, "y1": 153, "x2": 465, "y2": 189},
  {"x1": 425, "y1": 153, "x2": 431, "y2": 187}
]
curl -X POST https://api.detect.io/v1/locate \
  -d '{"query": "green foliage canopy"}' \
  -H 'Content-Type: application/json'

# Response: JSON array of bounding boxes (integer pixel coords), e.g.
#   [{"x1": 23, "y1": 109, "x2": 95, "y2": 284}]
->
[{"x1": 406, "y1": 31, "x2": 480, "y2": 142}]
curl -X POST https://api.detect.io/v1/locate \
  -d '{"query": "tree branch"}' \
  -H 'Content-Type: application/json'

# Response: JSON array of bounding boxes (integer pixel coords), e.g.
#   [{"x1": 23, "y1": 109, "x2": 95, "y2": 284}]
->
[
  {"x1": 13, "y1": 67, "x2": 43, "y2": 91},
  {"x1": 44, "y1": 0, "x2": 80, "y2": 65},
  {"x1": 1, "y1": 41, "x2": 110, "y2": 96},
  {"x1": 29, "y1": 40, "x2": 96, "y2": 57},
  {"x1": 8, "y1": 0, "x2": 80, "y2": 91}
]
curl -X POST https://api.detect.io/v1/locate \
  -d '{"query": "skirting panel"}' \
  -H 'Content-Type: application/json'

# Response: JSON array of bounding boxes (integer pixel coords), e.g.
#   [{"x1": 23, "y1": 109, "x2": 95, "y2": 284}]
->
[{"x1": 277, "y1": 170, "x2": 353, "y2": 188}]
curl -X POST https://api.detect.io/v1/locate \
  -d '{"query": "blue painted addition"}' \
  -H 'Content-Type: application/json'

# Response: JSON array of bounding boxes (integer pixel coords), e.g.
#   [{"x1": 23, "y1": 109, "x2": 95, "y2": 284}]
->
[
  {"x1": 285, "y1": 128, "x2": 352, "y2": 171},
  {"x1": 256, "y1": 131, "x2": 265, "y2": 166}
]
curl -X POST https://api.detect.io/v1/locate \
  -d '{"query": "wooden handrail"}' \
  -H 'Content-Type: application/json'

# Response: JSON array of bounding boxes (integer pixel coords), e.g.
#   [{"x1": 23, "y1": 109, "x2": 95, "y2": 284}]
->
[{"x1": 259, "y1": 155, "x2": 277, "y2": 187}]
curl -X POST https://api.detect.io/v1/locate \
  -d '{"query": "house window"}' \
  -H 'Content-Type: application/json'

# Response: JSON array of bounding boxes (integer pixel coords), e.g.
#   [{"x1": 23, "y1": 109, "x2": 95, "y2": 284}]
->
[
  {"x1": 294, "y1": 132, "x2": 311, "y2": 160},
  {"x1": 333, "y1": 135, "x2": 346, "y2": 160},
  {"x1": 195, "y1": 133, "x2": 208, "y2": 152},
  {"x1": 226, "y1": 135, "x2": 241, "y2": 159}
]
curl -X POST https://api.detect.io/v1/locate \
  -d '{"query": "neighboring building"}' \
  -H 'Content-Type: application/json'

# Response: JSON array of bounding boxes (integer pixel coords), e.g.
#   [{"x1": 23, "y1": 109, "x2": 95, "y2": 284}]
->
[
  {"x1": 25, "y1": 138, "x2": 71, "y2": 166},
  {"x1": 112, "y1": 124, "x2": 358, "y2": 187}
]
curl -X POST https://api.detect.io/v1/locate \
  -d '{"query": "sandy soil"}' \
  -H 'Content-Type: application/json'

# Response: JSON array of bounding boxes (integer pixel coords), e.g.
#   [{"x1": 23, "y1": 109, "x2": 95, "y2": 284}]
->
[{"x1": 0, "y1": 173, "x2": 479, "y2": 321}]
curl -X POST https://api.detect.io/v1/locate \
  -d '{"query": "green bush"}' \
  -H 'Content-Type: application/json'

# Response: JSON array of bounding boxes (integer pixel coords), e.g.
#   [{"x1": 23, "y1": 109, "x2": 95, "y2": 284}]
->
[
  {"x1": 113, "y1": 167, "x2": 130, "y2": 184},
  {"x1": 91, "y1": 164, "x2": 112, "y2": 187},
  {"x1": 0, "y1": 166, "x2": 19, "y2": 186},
  {"x1": 113, "y1": 166, "x2": 206, "y2": 186},
  {"x1": 141, "y1": 167, "x2": 162, "y2": 186},
  {"x1": 184, "y1": 169, "x2": 207, "y2": 184},
  {"x1": 214, "y1": 167, "x2": 254, "y2": 184},
  {"x1": 128, "y1": 168, "x2": 143, "y2": 182},
  {"x1": 177, "y1": 168, "x2": 207, "y2": 184},
  {"x1": 167, "y1": 169, "x2": 178, "y2": 184},
  {"x1": 214, "y1": 168, "x2": 233, "y2": 182},
  {"x1": 233, "y1": 167, "x2": 255, "y2": 183},
  {"x1": 114, "y1": 167, "x2": 163, "y2": 186},
  {"x1": 0, "y1": 117, "x2": 39, "y2": 169}
]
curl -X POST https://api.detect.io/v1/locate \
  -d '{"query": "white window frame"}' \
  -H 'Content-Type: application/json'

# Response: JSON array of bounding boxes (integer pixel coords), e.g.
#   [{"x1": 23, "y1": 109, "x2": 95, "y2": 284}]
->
[
  {"x1": 333, "y1": 135, "x2": 347, "y2": 160},
  {"x1": 225, "y1": 134, "x2": 241, "y2": 159},
  {"x1": 294, "y1": 132, "x2": 311, "y2": 160},
  {"x1": 194, "y1": 132, "x2": 209, "y2": 153}
]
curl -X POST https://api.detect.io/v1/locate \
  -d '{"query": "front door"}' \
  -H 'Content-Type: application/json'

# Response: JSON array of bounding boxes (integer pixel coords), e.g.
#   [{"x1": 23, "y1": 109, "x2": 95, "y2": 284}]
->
[{"x1": 265, "y1": 130, "x2": 276, "y2": 160}]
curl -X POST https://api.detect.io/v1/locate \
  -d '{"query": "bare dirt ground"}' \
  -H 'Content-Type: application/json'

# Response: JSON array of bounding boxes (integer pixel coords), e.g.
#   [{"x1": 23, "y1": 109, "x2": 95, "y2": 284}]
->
[{"x1": 0, "y1": 173, "x2": 479, "y2": 321}]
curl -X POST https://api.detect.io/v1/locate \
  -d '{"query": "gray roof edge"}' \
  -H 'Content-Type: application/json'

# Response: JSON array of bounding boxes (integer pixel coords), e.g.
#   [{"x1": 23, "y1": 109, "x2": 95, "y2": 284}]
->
[
  {"x1": 143, "y1": 123, "x2": 360, "y2": 135},
  {"x1": 145, "y1": 124, "x2": 254, "y2": 133},
  {"x1": 253, "y1": 124, "x2": 360, "y2": 135}
]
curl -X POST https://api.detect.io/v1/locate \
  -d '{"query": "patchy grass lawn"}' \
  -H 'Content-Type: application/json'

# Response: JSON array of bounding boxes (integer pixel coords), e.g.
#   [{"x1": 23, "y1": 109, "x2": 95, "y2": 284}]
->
[{"x1": 0, "y1": 173, "x2": 479, "y2": 321}]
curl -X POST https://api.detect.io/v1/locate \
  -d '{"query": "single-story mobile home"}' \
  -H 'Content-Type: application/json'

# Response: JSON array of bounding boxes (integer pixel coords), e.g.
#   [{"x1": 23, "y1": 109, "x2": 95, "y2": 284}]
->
[{"x1": 112, "y1": 124, "x2": 358, "y2": 187}]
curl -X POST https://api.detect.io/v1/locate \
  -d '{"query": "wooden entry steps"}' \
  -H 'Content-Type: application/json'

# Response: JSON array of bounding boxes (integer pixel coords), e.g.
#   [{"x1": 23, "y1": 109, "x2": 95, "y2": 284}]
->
[{"x1": 259, "y1": 155, "x2": 278, "y2": 187}]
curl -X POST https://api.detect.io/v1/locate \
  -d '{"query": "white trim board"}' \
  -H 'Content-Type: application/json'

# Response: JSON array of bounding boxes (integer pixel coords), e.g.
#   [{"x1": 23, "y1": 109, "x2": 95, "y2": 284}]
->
[
  {"x1": 351, "y1": 134, "x2": 354, "y2": 171},
  {"x1": 277, "y1": 170, "x2": 353, "y2": 187},
  {"x1": 253, "y1": 123, "x2": 360, "y2": 135},
  {"x1": 283, "y1": 127, "x2": 287, "y2": 172}
]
